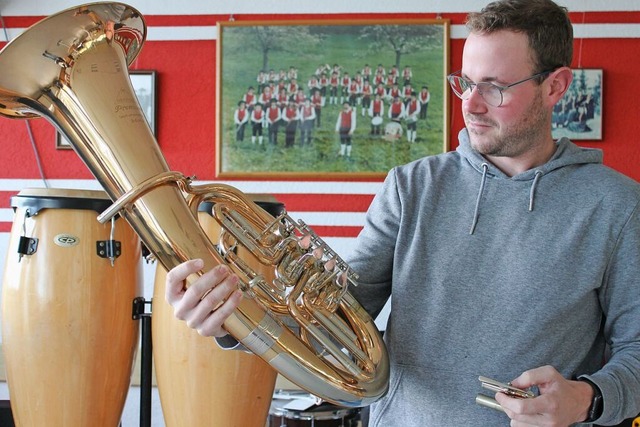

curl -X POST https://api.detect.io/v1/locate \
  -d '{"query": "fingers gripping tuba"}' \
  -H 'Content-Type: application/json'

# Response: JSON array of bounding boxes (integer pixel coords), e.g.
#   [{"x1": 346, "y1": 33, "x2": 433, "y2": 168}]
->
[{"x1": 0, "y1": 3, "x2": 389, "y2": 406}]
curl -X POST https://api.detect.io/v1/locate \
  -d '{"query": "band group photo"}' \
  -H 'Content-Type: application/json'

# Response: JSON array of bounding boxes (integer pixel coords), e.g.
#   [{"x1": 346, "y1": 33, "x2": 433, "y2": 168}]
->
[
  {"x1": 218, "y1": 22, "x2": 448, "y2": 176},
  {"x1": 234, "y1": 63, "x2": 431, "y2": 150}
]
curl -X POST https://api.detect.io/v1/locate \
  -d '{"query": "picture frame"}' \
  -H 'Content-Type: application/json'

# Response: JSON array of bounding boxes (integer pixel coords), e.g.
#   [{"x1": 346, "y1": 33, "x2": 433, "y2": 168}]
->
[
  {"x1": 56, "y1": 70, "x2": 157, "y2": 149},
  {"x1": 552, "y1": 68, "x2": 602, "y2": 141},
  {"x1": 216, "y1": 19, "x2": 450, "y2": 178}
]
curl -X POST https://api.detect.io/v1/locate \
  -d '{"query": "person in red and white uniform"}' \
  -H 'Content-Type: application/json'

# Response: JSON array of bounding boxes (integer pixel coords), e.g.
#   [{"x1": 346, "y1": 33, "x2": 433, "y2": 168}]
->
[
  {"x1": 233, "y1": 100, "x2": 249, "y2": 142},
  {"x1": 368, "y1": 93, "x2": 385, "y2": 135},
  {"x1": 340, "y1": 72, "x2": 351, "y2": 105},
  {"x1": 287, "y1": 66, "x2": 298, "y2": 81},
  {"x1": 418, "y1": 85, "x2": 431, "y2": 121},
  {"x1": 282, "y1": 100, "x2": 299, "y2": 148},
  {"x1": 293, "y1": 89, "x2": 306, "y2": 108},
  {"x1": 361, "y1": 64, "x2": 373, "y2": 81},
  {"x1": 329, "y1": 71, "x2": 340, "y2": 105},
  {"x1": 311, "y1": 89, "x2": 323, "y2": 127},
  {"x1": 318, "y1": 73, "x2": 329, "y2": 105},
  {"x1": 266, "y1": 99, "x2": 282, "y2": 145},
  {"x1": 387, "y1": 82, "x2": 401, "y2": 103},
  {"x1": 335, "y1": 101, "x2": 356, "y2": 159},
  {"x1": 402, "y1": 83, "x2": 414, "y2": 106},
  {"x1": 299, "y1": 98, "x2": 317, "y2": 146},
  {"x1": 360, "y1": 80, "x2": 373, "y2": 117},
  {"x1": 242, "y1": 86, "x2": 257, "y2": 112},
  {"x1": 307, "y1": 75, "x2": 321, "y2": 97},
  {"x1": 388, "y1": 96, "x2": 406, "y2": 123},
  {"x1": 405, "y1": 92, "x2": 421, "y2": 143},
  {"x1": 347, "y1": 78, "x2": 360, "y2": 107},
  {"x1": 277, "y1": 87, "x2": 289, "y2": 110},
  {"x1": 250, "y1": 103, "x2": 265, "y2": 145},
  {"x1": 258, "y1": 86, "x2": 273, "y2": 106},
  {"x1": 256, "y1": 70, "x2": 268, "y2": 93},
  {"x1": 402, "y1": 65, "x2": 413, "y2": 86}
]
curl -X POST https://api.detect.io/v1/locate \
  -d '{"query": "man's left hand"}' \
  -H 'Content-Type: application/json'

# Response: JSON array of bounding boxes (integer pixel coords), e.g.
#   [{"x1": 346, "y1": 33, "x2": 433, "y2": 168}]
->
[{"x1": 495, "y1": 365, "x2": 594, "y2": 427}]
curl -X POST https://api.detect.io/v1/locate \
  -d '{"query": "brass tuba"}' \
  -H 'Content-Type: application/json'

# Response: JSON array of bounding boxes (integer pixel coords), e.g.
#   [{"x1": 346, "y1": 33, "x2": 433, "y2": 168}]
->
[{"x1": 0, "y1": 3, "x2": 389, "y2": 406}]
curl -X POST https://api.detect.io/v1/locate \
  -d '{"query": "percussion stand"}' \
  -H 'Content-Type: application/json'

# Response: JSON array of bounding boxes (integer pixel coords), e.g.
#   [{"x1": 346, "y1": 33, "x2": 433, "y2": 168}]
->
[{"x1": 133, "y1": 297, "x2": 153, "y2": 427}]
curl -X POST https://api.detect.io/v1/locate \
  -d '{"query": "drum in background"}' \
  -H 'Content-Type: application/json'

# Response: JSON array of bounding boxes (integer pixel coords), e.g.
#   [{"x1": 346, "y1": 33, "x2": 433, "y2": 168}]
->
[
  {"x1": 1, "y1": 188, "x2": 142, "y2": 427},
  {"x1": 383, "y1": 121, "x2": 403, "y2": 141},
  {"x1": 152, "y1": 196, "x2": 284, "y2": 427},
  {"x1": 371, "y1": 116, "x2": 383, "y2": 126},
  {"x1": 269, "y1": 390, "x2": 361, "y2": 427}
]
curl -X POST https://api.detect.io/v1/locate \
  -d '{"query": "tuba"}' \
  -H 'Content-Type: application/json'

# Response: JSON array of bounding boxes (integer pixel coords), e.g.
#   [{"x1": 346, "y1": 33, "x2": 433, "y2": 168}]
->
[{"x1": 0, "y1": 3, "x2": 389, "y2": 407}]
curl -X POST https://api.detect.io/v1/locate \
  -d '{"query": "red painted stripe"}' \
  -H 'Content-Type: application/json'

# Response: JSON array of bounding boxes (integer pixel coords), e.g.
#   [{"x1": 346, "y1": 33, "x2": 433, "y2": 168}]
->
[
  {"x1": 0, "y1": 222, "x2": 13, "y2": 232},
  {"x1": 2, "y1": 11, "x2": 638, "y2": 30},
  {"x1": 0, "y1": 191, "x2": 18, "y2": 207},
  {"x1": 272, "y1": 194, "x2": 374, "y2": 212}
]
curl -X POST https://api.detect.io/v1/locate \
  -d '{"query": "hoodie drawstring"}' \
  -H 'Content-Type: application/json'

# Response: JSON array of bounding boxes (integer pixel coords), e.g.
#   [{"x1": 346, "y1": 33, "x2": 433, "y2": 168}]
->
[
  {"x1": 529, "y1": 170, "x2": 543, "y2": 212},
  {"x1": 469, "y1": 163, "x2": 489, "y2": 235},
  {"x1": 470, "y1": 166, "x2": 543, "y2": 234}
]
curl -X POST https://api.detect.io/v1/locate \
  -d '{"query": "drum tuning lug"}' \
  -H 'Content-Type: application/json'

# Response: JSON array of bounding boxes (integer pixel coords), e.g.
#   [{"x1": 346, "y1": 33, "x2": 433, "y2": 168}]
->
[
  {"x1": 17, "y1": 236, "x2": 38, "y2": 261},
  {"x1": 96, "y1": 239, "x2": 122, "y2": 262}
]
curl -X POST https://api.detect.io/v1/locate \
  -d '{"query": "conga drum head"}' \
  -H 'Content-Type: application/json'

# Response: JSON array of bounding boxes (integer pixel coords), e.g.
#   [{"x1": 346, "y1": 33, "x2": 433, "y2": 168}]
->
[{"x1": 268, "y1": 390, "x2": 361, "y2": 427}]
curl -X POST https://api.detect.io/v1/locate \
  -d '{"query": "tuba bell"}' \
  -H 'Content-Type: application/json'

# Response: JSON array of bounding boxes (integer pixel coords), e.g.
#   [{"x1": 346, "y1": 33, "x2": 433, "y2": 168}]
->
[{"x1": 0, "y1": 2, "x2": 389, "y2": 407}]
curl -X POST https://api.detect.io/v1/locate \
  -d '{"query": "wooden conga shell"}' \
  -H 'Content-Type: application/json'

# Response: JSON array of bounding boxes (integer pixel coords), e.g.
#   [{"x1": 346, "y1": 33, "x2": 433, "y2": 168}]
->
[
  {"x1": 152, "y1": 197, "x2": 283, "y2": 427},
  {"x1": 1, "y1": 188, "x2": 142, "y2": 427}
]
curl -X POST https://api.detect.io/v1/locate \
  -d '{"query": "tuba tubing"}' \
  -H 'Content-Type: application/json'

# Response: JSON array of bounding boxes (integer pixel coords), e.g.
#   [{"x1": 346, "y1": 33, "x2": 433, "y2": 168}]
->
[{"x1": 0, "y1": 2, "x2": 389, "y2": 407}]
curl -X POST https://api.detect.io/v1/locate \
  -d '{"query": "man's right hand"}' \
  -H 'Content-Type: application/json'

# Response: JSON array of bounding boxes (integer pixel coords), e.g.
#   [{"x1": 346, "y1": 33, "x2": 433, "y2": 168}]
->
[{"x1": 165, "y1": 259, "x2": 243, "y2": 337}]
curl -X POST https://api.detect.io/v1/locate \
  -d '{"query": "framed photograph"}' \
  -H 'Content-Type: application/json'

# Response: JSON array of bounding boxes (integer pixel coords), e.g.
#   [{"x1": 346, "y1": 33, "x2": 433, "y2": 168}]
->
[
  {"x1": 56, "y1": 70, "x2": 157, "y2": 149},
  {"x1": 552, "y1": 69, "x2": 602, "y2": 141},
  {"x1": 216, "y1": 19, "x2": 450, "y2": 178}
]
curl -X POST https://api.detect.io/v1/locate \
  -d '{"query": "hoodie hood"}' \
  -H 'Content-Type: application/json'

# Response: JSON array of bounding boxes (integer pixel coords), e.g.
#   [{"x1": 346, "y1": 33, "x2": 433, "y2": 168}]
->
[{"x1": 455, "y1": 128, "x2": 603, "y2": 233}]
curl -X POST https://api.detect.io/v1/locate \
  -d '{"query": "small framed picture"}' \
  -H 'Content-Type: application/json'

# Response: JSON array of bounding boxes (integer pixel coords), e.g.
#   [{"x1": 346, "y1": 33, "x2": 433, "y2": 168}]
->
[{"x1": 552, "y1": 68, "x2": 603, "y2": 141}]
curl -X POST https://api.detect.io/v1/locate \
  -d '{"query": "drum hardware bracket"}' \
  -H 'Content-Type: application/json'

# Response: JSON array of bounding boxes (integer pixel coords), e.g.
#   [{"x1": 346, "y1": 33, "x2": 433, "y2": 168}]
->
[
  {"x1": 132, "y1": 296, "x2": 152, "y2": 320},
  {"x1": 17, "y1": 236, "x2": 38, "y2": 260},
  {"x1": 17, "y1": 209, "x2": 38, "y2": 261},
  {"x1": 96, "y1": 239, "x2": 121, "y2": 263}
]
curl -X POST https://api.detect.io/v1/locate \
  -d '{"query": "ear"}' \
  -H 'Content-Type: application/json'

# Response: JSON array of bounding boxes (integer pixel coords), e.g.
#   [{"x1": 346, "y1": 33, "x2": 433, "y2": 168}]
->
[{"x1": 545, "y1": 67, "x2": 573, "y2": 106}]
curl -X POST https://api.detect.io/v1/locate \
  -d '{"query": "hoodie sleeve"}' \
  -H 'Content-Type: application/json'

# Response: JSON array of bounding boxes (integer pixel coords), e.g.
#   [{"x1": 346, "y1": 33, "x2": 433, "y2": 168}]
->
[
  {"x1": 587, "y1": 200, "x2": 640, "y2": 424},
  {"x1": 345, "y1": 168, "x2": 400, "y2": 319}
]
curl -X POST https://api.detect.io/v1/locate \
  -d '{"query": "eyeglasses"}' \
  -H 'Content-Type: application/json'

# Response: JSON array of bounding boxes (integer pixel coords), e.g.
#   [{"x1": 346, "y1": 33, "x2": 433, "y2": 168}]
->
[{"x1": 447, "y1": 70, "x2": 552, "y2": 107}]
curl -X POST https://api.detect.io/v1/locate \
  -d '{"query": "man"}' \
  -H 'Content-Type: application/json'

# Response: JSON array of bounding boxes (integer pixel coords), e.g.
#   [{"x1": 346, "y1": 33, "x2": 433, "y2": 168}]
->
[
  {"x1": 249, "y1": 103, "x2": 264, "y2": 145},
  {"x1": 281, "y1": 100, "x2": 299, "y2": 148},
  {"x1": 299, "y1": 98, "x2": 316, "y2": 146},
  {"x1": 405, "y1": 91, "x2": 420, "y2": 142},
  {"x1": 388, "y1": 95, "x2": 405, "y2": 123},
  {"x1": 335, "y1": 101, "x2": 356, "y2": 158},
  {"x1": 232, "y1": 100, "x2": 248, "y2": 142},
  {"x1": 368, "y1": 92, "x2": 385, "y2": 135},
  {"x1": 164, "y1": 1, "x2": 640, "y2": 426},
  {"x1": 418, "y1": 85, "x2": 430, "y2": 120},
  {"x1": 265, "y1": 99, "x2": 281, "y2": 145}
]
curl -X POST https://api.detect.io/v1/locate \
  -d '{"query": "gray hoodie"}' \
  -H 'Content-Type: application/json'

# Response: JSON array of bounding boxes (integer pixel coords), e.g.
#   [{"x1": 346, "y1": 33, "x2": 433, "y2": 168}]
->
[{"x1": 347, "y1": 129, "x2": 640, "y2": 426}]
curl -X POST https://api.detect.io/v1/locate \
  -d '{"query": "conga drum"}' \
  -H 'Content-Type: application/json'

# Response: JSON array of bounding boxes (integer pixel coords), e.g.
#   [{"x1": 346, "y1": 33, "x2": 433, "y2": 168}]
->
[
  {"x1": 152, "y1": 195, "x2": 282, "y2": 427},
  {"x1": 1, "y1": 188, "x2": 142, "y2": 427}
]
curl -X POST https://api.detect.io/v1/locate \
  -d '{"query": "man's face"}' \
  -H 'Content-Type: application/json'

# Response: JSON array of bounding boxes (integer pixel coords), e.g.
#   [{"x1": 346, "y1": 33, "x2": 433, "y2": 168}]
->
[{"x1": 461, "y1": 30, "x2": 549, "y2": 158}]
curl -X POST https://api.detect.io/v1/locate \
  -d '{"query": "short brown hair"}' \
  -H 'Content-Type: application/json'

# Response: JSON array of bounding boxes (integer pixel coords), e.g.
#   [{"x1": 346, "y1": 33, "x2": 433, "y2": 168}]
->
[{"x1": 466, "y1": 0, "x2": 573, "y2": 73}]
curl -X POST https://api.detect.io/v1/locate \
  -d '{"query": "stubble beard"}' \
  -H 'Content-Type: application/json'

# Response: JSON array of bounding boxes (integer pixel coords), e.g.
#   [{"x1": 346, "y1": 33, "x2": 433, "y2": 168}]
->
[{"x1": 466, "y1": 92, "x2": 548, "y2": 158}]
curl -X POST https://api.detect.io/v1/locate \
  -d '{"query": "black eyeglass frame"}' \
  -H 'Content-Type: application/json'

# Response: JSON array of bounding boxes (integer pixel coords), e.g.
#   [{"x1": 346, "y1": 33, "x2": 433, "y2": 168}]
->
[{"x1": 447, "y1": 70, "x2": 554, "y2": 107}]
